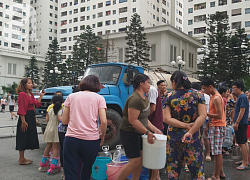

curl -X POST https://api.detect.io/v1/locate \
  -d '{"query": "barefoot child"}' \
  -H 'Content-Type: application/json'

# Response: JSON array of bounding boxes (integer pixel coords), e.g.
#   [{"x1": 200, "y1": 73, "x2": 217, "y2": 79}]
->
[{"x1": 38, "y1": 95, "x2": 63, "y2": 174}]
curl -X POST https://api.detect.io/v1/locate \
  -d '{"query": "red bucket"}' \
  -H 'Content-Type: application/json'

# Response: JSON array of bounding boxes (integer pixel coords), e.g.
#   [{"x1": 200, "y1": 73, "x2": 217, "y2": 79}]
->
[{"x1": 106, "y1": 162, "x2": 125, "y2": 180}]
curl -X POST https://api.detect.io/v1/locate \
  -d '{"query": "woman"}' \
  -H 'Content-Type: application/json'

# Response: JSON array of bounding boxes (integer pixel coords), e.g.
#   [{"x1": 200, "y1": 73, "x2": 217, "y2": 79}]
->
[
  {"x1": 163, "y1": 71, "x2": 207, "y2": 180},
  {"x1": 16, "y1": 78, "x2": 45, "y2": 165},
  {"x1": 62, "y1": 75, "x2": 107, "y2": 180},
  {"x1": 117, "y1": 73, "x2": 162, "y2": 180}
]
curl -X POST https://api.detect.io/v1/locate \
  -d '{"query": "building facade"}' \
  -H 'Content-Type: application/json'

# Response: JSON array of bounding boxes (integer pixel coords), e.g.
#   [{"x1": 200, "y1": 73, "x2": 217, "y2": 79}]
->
[
  {"x1": 183, "y1": 0, "x2": 250, "y2": 45},
  {"x1": 102, "y1": 25, "x2": 202, "y2": 78},
  {"x1": 58, "y1": 0, "x2": 184, "y2": 59}
]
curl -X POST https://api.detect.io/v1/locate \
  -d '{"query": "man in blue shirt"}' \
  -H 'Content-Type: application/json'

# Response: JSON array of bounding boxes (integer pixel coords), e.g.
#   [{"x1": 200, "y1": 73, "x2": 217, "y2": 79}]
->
[{"x1": 232, "y1": 81, "x2": 249, "y2": 170}]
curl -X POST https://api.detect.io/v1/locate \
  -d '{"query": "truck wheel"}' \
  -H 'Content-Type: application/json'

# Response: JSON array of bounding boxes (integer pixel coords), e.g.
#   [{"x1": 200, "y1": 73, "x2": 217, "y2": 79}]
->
[{"x1": 103, "y1": 109, "x2": 122, "y2": 150}]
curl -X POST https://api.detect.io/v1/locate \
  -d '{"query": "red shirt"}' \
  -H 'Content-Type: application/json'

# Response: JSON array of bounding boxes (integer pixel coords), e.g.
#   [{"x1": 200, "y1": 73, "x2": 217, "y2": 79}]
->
[{"x1": 17, "y1": 92, "x2": 42, "y2": 115}]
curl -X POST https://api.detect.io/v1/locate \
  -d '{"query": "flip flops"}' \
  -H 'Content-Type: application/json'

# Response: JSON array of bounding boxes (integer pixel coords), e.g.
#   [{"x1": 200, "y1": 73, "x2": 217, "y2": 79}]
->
[
  {"x1": 237, "y1": 166, "x2": 250, "y2": 171},
  {"x1": 19, "y1": 159, "x2": 32, "y2": 165},
  {"x1": 207, "y1": 176, "x2": 216, "y2": 180},
  {"x1": 205, "y1": 156, "x2": 211, "y2": 161},
  {"x1": 184, "y1": 167, "x2": 190, "y2": 173},
  {"x1": 235, "y1": 161, "x2": 242, "y2": 165}
]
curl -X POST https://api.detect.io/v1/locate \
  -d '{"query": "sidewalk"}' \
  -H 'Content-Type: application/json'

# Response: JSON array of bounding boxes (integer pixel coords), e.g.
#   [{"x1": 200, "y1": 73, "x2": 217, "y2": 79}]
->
[{"x1": 0, "y1": 105, "x2": 42, "y2": 138}]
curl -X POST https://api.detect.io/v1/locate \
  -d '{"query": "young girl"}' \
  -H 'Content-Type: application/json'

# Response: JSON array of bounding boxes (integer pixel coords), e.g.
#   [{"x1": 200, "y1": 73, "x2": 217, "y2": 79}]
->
[{"x1": 38, "y1": 95, "x2": 63, "y2": 174}]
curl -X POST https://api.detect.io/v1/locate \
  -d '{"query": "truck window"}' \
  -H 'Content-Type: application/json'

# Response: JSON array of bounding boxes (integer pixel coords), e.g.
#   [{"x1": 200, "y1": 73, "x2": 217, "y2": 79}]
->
[
  {"x1": 123, "y1": 68, "x2": 139, "y2": 84},
  {"x1": 84, "y1": 66, "x2": 122, "y2": 85}
]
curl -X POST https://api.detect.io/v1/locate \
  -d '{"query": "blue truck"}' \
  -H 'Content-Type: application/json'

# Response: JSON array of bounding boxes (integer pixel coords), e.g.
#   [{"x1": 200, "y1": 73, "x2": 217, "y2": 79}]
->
[{"x1": 36, "y1": 62, "x2": 144, "y2": 149}]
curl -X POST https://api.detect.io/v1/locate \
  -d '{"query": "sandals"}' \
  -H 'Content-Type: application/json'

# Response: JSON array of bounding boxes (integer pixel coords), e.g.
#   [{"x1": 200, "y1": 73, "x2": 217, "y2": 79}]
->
[
  {"x1": 224, "y1": 151, "x2": 230, "y2": 156},
  {"x1": 237, "y1": 165, "x2": 250, "y2": 171},
  {"x1": 207, "y1": 176, "x2": 216, "y2": 180},
  {"x1": 184, "y1": 167, "x2": 190, "y2": 173},
  {"x1": 235, "y1": 161, "x2": 242, "y2": 165},
  {"x1": 19, "y1": 159, "x2": 32, "y2": 165},
  {"x1": 205, "y1": 156, "x2": 211, "y2": 161}
]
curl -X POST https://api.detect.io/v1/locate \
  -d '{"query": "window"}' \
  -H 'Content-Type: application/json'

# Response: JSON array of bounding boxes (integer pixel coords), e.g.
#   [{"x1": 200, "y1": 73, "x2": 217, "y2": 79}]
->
[
  {"x1": 74, "y1": 17, "x2": 78, "y2": 22},
  {"x1": 194, "y1": 27, "x2": 206, "y2": 34},
  {"x1": 106, "y1": 0, "x2": 111, "y2": 6},
  {"x1": 93, "y1": 14, "x2": 96, "y2": 19},
  {"x1": 133, "y1": 8, "x2": 136, "y2": 13},
  {"x1": 49, "y1": 36, "x2": 52, "y2": 40},
  {"x1": 106, "y1": 10, "x2": 111, "y2": 16},
  {"x1": 153, "y1": 5, "x2": 155, "y2": 10},
  {"x1": 74, "y1": 27, "x2": 78, "y2": 31},
  {"x1": 50, "y1": 5, "x2": 53, "y2": 9},
  {"x1": 246, "y1": 8, "x2": 250, "y2": 14},
  {"x1": 8, "y1": 63, "x2": 12, "y2": 74},
  {"x1": 119, "y1": 0, "x2": 128, "y2": 3},
  {"x1": 232, "y1": 8, "x2": 241, "y2": 16},
  {"x1": 113, "y1": 10, "x2": 116, "y2": 14},
  {"x1": 4, "y1": 33, "x2": 8, "y2": 37},
  {"x1": 5, "y1": 23, "x2": 9, "y2": 28},
  {"x1": 69, "y1": 37, "x2": 72, "y2": 41},
  {"x1": 219, "y1": 0, "x2": 227, "y2": 5},
  {"x1": 98, "y1": 12, "x2": 103, "y2": 17},
  {"x1": 232, "y1": 0, "x2": 241, "y2": 3},
  {"x1": 92, "y1": 24, "x2": 96, "y2": 28},
  {"x1": 87, "y1": 6, "x2": 90, "y2": 11},
  {"x1": 61, "y1": 29, "x2": 67, "y2": 34},
  {"x1": 74, "y1": 8, "x2": 78, "y2": 13},
  {"x1": 151, "y1": 44, "x2": 156, "y2": 61},
  {"x1": 97, "y1": 31, "x2": 102, "y2": 35},
  {"x1": 210, "y1": 2, "x2": 215, "y2": 7},
  {"x1": 245, "y1": 21, "x2": 250, "y2": 27},
  {"x1": 87, "y1": 16, "x2": 90, "y2": 20},
  {"x1": 61, "y1": 46, "x2": 66, "y2": 51},
  {"x1": 49, "y1": 21, "x2": 52, "y2": 25},
  {"x1": 61, "y1": 2, "x2": 67, "y2": 8},
  {"x1": 80, "y1": 16, "x2": 85, "y2": 21},
  {"x1": 93, "y1": 5, "x2": 96, "y2": 9},
  {"x1": 113, "y1": 0, "x2": 116, "y2": 4},
  {"x1": 113, "y1": 20, "x2": 116, "y2": 24},
  {"x1": 153, "y1": 15, "x2": 155, "y2": 19},
  {"x1": 170, "y1": 45, "x2": 173, "y2": 62},
  {"x1": 22, "y1": 29, "x2": 25, "y2": 33},
  {"x1": 80, "y1": 25, "x2": 85, "y2": 30},
  {"x1": 189, "y1": 53, "x2": 194, "y2": 68},
  {"x1": 97, "y1": 22, "x2": 103, "y2": 27},
  {"x1": 194, "y1": 3, "x2": 206, "y2": 10},
  {"x1": 194, "y1": 15, "x2": 206, "y2": 22},
  {"x1": 69, "y1": 11, "x2": 72, "y2": 15},
  {"x1": 162, "y1": 8, "x2": 166, "y2": 14},
  {"x1": 119, "y1": 48, "x2": 123, "y2": 62},
  {"x1": 61, "y1": 37, "x2": 67, "y2": 42},
  {"x1": 188, "y1": 8, "x2": 193, "y2": 13},
  {"x1": 69, "y1": 19, "x2": 72, "y2": 23},
  {"x1": 162, "y1": 17, "x2": 166, "y2": 23},
  {"x1": 69, "y1": 46, "x2": 72, "y2": 50},
  {"x1": 81, "y1": 7, "x2": 85, "y2": 12},
  {"x1": 188, "y1": 20, "x2": 193, "y2": 25},
  {"x1": 4, "y1": 42, "x2": 8, "y2": 47},
  {"x1": 200, "y1": 39, "x2": 206, "y2": 45},
  {"x1": 162, "y1": 0, "x2": 166, "y2": 5},
  {"x1": 98, "y1": 2, "x2": 103, "y2": 8},
  {"x1": 61, "y1": 11, "x2": 67, "y2": 16},
  {"x1": 106, "y1": 20, "x2": 111, "y2": 25},
  {"x1": 12, "y1": 34, "x2": 21, "y2": 40},
  {"x1": 119, "y1": 17, "x2": 127, "y2": 23},
  {"x1": 119, "y1": 7, "x2": 127, "y2": 13},
  {"x1": 5, "y1": 14, "x2": 10, "y2": 19},
  {"x1": 247, "y1": 34, "x2": 250, "y2": 39},
  {"x1": 179, "y1": 11, "x2": 182, "y2": 16}
]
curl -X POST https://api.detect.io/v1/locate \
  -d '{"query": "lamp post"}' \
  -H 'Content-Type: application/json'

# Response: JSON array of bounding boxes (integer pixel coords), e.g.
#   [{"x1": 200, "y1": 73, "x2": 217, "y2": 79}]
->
[
  {"x1": 49, "y1": 67, "x2": 61, "y2": 87},
  {"x1": 171, "y1": 56, "x2": 186, "y2": 71}
]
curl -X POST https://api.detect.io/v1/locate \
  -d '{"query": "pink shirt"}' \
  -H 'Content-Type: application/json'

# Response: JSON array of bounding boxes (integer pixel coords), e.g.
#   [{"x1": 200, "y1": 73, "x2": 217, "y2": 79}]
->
[{"x1": 64, "y1": 91, "x2": 107, "y2": 140}]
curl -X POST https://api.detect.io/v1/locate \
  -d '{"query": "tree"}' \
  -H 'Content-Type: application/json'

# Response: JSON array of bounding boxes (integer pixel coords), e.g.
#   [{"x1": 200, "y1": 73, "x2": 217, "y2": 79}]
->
[
  {"x1": 1, "y1": 82, "x2": 18, "y2": 98},
  {"x1": 197, "y1": 12, "x2": 231, "y2": 84},
  {"x1": 125, "y1": 13, "x2": 151, "y2": 67},
  {"x1": 42, "y1": 39, "x2": 63, "y2": 87},
  {"x1": 71, "y1": 25, "x2": 104, "y2": 82},
  {"x1": 228, "y1": 28, "x2": 250, "y2": 82},
  {"x1": 24, "y1": 56, "x2": 40, "y2": 86}
]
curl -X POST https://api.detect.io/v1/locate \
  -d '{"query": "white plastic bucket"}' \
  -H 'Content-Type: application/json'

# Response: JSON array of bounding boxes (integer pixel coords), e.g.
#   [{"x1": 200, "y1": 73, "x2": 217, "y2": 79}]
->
[{"x1": 142, "y1": 134, "x2": 167, "y2": 169}]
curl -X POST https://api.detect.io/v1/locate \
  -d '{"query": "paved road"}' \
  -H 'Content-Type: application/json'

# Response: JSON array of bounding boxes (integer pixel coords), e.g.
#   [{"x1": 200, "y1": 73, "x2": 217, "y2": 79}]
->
[{"x1": 1, "y1": 110, "x2": 250, "y2": 179}]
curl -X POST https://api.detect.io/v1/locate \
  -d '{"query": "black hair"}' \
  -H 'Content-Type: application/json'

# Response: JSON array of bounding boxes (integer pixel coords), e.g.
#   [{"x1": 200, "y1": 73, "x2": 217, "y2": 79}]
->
[
  {"x1": 191, "y1": 82, "x2": 201, "y2": 90},
  {"x1": 218, "y1": 86, "x2": 228, "y2": 95},
  {"x1": 200, "y1": 77, "x2": 215, "y2": 87},
  {"x1": 8, "y1": 91, "x2": 13, "y2": 94},
  {"x1": 170, "y1": 71, "x2": 191, "y2": 90},
  {"x1": 232, "y1": 81, "x2": 245, "y2": 91},
  {"x1": 52, "y1": 95, "x2": 64, "y2": 115},
  {"x1": 157, "y1": 80, "x2": 165, "y2": 86},
  {"x1": 72, "y1": 85, "x2": 80, "y2": 93},
  {"x1": 131, "y1": 73, "x2": 149, "y2": 91},
  {"x1": 55, "y1": 91, "x2": 63, "y2": 96}
]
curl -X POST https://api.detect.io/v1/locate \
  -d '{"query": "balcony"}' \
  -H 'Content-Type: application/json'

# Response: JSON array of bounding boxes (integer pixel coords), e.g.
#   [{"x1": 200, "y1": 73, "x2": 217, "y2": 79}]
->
[
  {"x1": 219, "y1": 0, "x2": 227, "y2": 6},
  {"x1": 194, "y1": 27, "x2": 206, "y2": 34},
  {"x1": 13, "y1": 0, "x2": 23, "y2": 4},
  {"x1": 194, "y1": 3, "x2": 206, "y2": 11},
  {"x1": 119, "y1": 7, "x2": 127, "y2": 13},
  {"x1": 13, "y1": 6, "x2": 22, "y2": 13},
  {"x1": 61, "y1": 29, "x2": 67, "y2": 34},
  {"x1": 61, "y1": 20, "x2": 67, "y2": 26},
  {"x1": 61, "y1": 11, "x2": 67, "y2": 16},
  {"x1": 232, "y1": 8, "x2": 241, "y2": 16},
  {"x1": 61, "y1": 3, "x2": 67, "y2": 8},
  {"x1": 194, "y1": 15, "x2": 206, "y2": 22},
  {"x1": 12, "y1": 16, "x2": 22, "y2": 22},
  {"x1": 232, "y1": 22, "x2": 241, "y2": 29},
  {"x1": 232, "y1": 0, "x2": 241, "y2": 3},
  {"x1": 60, "y1": 38, "x2": 67, "y2": 42},
  {"x1": 11, "y1": 43, "x2": 21, "y2": 49},
  {"x1": 119, "y1": 17, "x2": 127, "y2": 23}
]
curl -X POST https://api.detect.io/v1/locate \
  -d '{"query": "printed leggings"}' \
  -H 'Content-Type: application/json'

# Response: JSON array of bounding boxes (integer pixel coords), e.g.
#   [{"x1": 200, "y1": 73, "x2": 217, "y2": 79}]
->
[{"x1": 166, "y1": 139, "x2": 205, "y2": 180}]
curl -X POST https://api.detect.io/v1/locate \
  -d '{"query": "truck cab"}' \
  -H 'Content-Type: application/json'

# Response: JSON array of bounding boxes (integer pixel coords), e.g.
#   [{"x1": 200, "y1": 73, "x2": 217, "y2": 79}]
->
[{"x1": 37, "y1": 62, "x2": 143, "y2": 149}]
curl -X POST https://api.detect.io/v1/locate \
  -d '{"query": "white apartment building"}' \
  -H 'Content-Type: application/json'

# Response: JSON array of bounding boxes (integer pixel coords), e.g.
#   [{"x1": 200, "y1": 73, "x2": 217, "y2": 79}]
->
[
  {"x1": 28, "y1": 0, "x2": 59, "y2": 56},
  {"x1": 58, "y1": 0, "x2": 184, "y2": 60},
  {"x1": 183, "y1": 0, "x2": 250, "y2": 46},
  {"x1": 0, "y1": 0, "x2": 30, "y2": 52}
]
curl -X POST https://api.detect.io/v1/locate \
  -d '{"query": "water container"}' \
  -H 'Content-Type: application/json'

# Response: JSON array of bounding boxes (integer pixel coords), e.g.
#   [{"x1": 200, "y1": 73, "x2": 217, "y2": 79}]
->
[
  {"x1": 223, "y1": 126, "x2": 234, "y2": 147},
  {"x1": 142, "y1": 134, "x2": 167, "y2": 169},
  {"x1": 100, "y1": 146, "x2": 112, "y2": 159},
  {"x1": 113, "y1": 145, "x2": 126, "y2": 163},
  {"x1": 92, "y1": 157, "x2": 112, "y2": 180},
  {"x1": 106, "y1": 162, "x2": 125, "y2": 180}
]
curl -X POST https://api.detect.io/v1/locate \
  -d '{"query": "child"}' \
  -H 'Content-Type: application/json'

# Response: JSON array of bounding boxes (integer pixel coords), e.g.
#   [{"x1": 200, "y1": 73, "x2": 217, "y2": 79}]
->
[
  {"x1": 38, "y1": 95, "x2": 64, "y2": 174},
  {"x1": 1, "y1": 96, "x2": 7, "y2": 113}
]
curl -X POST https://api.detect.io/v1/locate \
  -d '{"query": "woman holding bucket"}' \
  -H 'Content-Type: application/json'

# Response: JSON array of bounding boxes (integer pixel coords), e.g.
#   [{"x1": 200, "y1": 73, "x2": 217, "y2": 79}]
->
[
  {"x1": 117, "y1": 73, "x2": 162, "y2": 180},
  {"x1": 163, "y1": 71, "x2": 207, "y2": 180}
]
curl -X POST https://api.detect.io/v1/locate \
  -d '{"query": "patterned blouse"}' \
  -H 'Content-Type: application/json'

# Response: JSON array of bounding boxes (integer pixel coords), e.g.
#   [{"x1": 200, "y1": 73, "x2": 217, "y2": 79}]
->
[{"x1": 163, "y1": 89, "x2": 205, "y2": 141}]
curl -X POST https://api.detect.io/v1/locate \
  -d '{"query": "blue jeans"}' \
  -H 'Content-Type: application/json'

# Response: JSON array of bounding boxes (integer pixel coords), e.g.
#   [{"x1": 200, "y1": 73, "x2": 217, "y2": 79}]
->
[{"x1": 63, "y1": 136, "x2": 100, "y2": 180}]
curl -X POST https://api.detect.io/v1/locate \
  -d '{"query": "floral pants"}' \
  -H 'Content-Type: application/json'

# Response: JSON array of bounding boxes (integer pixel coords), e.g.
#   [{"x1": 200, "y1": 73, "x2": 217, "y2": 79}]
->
[{"x1": 166, "y1": 139, "x2": 205, "y2": 180}]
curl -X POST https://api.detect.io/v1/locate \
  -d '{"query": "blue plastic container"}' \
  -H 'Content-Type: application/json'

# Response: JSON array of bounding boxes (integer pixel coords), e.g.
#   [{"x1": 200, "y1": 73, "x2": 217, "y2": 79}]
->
[
  {"x1": 120, "y1": 156, "x2": 149, "y2": 180},
  {"x1": 92, "y1": 157, "x2": 112, "y2": 180}
]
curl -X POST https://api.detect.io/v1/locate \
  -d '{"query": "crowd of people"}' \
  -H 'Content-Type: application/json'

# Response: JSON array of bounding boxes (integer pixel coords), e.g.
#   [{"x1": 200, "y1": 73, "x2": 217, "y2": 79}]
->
[{"x1": 12, "y1": 70, "x2": 250, "y2": 180}]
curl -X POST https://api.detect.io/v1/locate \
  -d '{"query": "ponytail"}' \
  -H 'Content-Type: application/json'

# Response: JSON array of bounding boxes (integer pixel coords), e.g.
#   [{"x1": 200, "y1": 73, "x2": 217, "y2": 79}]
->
[
  {"x1": 51, "y1": 95, "x2": 64, "y2": 115},
  {"x1": 170, "y1": 71, "x2": 191, "y2": 90},
  {"x1": 130, "y1": 73, "x2": 149, "y2": 91}
]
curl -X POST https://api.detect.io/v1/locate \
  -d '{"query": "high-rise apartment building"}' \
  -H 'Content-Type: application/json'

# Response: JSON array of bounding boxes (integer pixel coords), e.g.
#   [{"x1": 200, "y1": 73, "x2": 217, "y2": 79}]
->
[
  {"x1": 58, "y1": 0, "x2": 184, "y2": 59},
  {"x1": 29, "y1": 0, "x2": 59, "y2": 56},
  {"x1": 183, "y1": 0, "x2": 250, "y2": 46}
]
